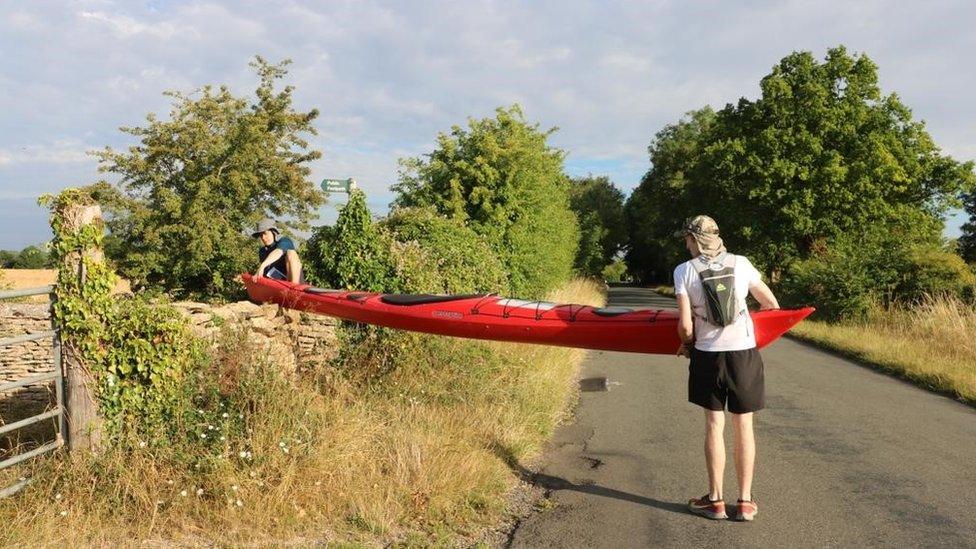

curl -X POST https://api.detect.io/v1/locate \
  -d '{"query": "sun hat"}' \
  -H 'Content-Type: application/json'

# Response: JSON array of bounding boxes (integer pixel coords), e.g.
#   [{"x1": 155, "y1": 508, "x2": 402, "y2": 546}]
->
[
  {"x1": 674, "y1": 215, "x2": 726, "y2": 258},
  {"x1": 251, "y1": 218, "x2": 278, "y2": 238}
]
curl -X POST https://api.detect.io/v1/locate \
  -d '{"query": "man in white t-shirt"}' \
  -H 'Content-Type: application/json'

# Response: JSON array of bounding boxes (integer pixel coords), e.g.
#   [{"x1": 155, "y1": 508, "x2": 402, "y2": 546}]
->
[{"x1": 673, "y1": 215, "x2": 780, "y2": 522}]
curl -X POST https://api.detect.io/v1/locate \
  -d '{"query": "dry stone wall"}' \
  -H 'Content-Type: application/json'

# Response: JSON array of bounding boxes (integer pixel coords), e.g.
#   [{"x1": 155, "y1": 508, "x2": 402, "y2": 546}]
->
[
  {"x1": 171, "y1": 301, "x2": 340, "y2": 374},
  {"x1": 1, "y1": 300, "x2": 338, "y2": 423},
  {"x1": 0, "y1": 303, "x2": 56, "y2": 420}
]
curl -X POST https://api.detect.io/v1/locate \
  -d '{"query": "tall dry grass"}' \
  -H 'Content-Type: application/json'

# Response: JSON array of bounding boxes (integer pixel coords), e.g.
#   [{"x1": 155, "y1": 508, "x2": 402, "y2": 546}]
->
[
  {"x1": 791, "y1": 294, "x2": 976, "y2": 404},
  {"x1": 0, "y1": 278, "x2": 606, "y2": 546}
]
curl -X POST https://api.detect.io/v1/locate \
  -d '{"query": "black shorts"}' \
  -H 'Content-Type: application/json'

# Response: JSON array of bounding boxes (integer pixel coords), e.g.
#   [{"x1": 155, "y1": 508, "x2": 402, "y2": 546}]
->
[{"x1": 688, "y1": 347, "x2": 765, "y2": 413}]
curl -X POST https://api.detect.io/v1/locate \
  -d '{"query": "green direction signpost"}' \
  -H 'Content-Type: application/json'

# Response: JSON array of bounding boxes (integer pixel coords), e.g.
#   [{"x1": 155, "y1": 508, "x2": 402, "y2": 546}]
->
[{"x1": 321, "y1": 178, "x2": 356, "y2": 194}]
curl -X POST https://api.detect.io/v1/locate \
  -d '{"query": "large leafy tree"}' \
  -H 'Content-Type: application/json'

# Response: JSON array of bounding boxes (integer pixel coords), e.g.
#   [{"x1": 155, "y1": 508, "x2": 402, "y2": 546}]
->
[
  {"x1": 569, "y1": 175, "x2": 626, "y2": 275},
  {"x1": 393, "y1": 105, "x2": 579, "y2": 298},
  {"x1": 626, "y1": 47, "x2": 974, "y2": 283},
  {"x1": 625, "y1": 108, "x2": 714, "y2": 283},
  {"x1": 93, "y1": 57, "x2": 324, "y2": 300}
]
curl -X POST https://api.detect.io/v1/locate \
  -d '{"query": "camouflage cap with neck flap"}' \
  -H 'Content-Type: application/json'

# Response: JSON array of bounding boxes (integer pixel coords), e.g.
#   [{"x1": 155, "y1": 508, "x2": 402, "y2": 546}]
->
[{"x1": 675, "y1": 215, "x2": 726, "y2": 258}]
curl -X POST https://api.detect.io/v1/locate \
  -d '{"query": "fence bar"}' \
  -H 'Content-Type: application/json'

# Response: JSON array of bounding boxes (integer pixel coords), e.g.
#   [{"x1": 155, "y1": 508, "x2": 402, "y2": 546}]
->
[
  {"x1": 52, "y1": 327, "x2": 67, "y2": 445},
  {"x1": 0, "y1": 331, "x2": 57, "y2": 348},
  {"x1": 0, "y1": 286, "x2": 55, "y2": 300},
  {"x1": 0, "y1": 372, "x2": 57, "y2": 393},
  {"x1": 0, "y1": 439, "x2": 63, "y2": 471},
  {"x1": 0, "y1": 408, "x2": 62, "y2": 437},
  {"x1": 0, "y1": 478, "x2": 31, "y2": 499}
]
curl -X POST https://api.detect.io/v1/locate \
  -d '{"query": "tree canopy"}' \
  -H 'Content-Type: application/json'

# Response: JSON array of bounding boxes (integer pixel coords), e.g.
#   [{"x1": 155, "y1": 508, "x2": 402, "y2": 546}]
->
[
  {"x1": 569, "y1": 176, "x2": 626, "y2": 277},
  {"x1": 93, "y1": 57, "x2": 324, "y2": 300},
  {"x1": 626, "y1": 47, "x2": 974, "y2": 283},
  {"x1": 393, "y1": 105, "x2": 578, "y2": 298}
]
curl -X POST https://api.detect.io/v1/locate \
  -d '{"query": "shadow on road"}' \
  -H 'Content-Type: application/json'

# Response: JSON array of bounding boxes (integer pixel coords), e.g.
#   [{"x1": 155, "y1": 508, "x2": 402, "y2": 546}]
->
[{"x1": 490, "y1": 441, "x2": 689, "y2": 517}]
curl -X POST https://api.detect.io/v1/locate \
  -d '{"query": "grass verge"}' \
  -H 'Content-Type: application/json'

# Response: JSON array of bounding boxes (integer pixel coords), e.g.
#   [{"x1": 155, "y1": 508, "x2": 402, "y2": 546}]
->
[
  {"x1": 790, "y1": 295, "x2": 976, "y2": 405},
  {"x1": 0, "y1": 278, "x2": 605, "y2": 546}
]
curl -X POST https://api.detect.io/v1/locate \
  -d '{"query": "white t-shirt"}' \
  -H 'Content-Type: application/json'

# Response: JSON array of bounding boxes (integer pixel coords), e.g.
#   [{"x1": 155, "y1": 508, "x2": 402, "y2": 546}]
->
[{"x1": 673, "y1": 254, "x2": 762, "y2": 352}]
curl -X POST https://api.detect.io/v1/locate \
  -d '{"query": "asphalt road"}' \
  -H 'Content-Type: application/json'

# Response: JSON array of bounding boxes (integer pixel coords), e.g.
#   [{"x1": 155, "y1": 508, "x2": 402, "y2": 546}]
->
[{"x1": 506, "y1": 286, "x2": 976, "y2": 548}]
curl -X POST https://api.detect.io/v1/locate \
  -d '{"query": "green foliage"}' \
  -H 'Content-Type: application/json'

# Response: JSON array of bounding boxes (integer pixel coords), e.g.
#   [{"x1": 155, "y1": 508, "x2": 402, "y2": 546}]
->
[
  {"x1": 380, "y1": 207, "x2": 509, "y2": 294},
  {"x1": 569, "y1": 176, "x2": 626, "y2": 270},
  {"x1": 960, "y1": 188, "x2": 976, "y2": 263},
  {"x1": 625, "y1": 108, "x2": 715, "y2": 283},
  {"x1": 574, "y1": 212, "x2": 607, "y2": 277},
  {"x1": 92, "y1": 57, "x2": 324, "y2": 301},
  {"x1": 601, "y1": 260, "x2": 628, "y2": 283},
  {"x1": 394, "y1": 105, "x2": 579, "y2": 298},
  {"x1": 896, "y1": 248, "x2": 976, "y2": 303},
  {"x1": 40, "y1": 188, "x2": 214, "y2": 447},
  {"x1": 304, "y1": 189, "x2": 397, "y2": 291},
  {"x1": 626, "y1": 47, "x2": 975, "y2": 283},
  {"x1": 779, "y1": 212, "x2": 972, "y2": 320},
  {"x1": 0, "y1": 245, "x2": 52, "y2": 269}
]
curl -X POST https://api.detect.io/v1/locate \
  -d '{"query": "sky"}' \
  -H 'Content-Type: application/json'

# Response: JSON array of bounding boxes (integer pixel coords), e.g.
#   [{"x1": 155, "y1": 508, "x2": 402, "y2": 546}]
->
[{"x1": 1, "y1": 0, "x2": 974, "y2": 249}]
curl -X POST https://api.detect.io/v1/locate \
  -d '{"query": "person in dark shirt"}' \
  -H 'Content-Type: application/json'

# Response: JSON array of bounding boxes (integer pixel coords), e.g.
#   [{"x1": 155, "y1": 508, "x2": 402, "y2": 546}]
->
[{"x1": 252, "y1": 218, "x2": 304, "y2": 283}]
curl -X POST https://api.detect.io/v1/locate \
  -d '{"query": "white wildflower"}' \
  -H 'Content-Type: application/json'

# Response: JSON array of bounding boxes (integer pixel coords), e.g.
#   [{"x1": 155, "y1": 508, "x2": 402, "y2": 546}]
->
[
  {"x1": 54, "y1": 493, "x2": 62, "y2": 500},
  {"x1": 60, "y1": 510, "x2": 67, "y2": 517},
  {"x1": 138, "y1": 441, "x2": 147, "y2": 448},
  {"x1": 278, "y1": 441, "x2": 286, "y2": 448},
  {"x1": 222, "y1": 412, "x2": 229, "y2": 418},
  {"x1": 180, "y1": 490, "x2": 187, "y2": 497},
  {"x1": 196, "y1": 488, "x2": 204, "y2": 497},
  {"x1": 231, "y1": 485, "x2": 239, "y2": 492},
  {"x1": 235, "y1": 499, "x2": 243, "y2": 507}
]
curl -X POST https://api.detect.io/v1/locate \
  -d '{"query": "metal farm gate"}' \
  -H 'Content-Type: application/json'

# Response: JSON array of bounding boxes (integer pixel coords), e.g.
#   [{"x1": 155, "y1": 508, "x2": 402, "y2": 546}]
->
[{"x1": 0, "y1": 284, "x2": 67, "y2": 498}]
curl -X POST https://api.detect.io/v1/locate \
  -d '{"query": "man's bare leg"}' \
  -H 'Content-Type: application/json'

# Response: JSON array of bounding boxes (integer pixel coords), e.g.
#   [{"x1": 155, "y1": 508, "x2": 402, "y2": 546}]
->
[
  {"x1": 286, "y1": 251, "x2": 302, "y2": 284},
  {"x1": 731, "y1": 412, "x2": 755, "y2": 501},
  {"x1": 705, "y1": 409, "x2": 725, "y2": 500}
]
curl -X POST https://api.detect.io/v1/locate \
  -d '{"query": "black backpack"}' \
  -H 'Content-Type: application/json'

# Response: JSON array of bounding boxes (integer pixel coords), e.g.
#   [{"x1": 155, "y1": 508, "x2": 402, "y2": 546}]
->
[{"x1": 691, "y1": 253, "x2": 744, "y2": 327}]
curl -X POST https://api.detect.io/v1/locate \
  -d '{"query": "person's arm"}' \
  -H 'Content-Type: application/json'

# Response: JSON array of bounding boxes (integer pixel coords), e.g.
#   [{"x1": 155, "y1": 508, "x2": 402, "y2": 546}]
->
[
  {"x1": 285, "y1": 250, "x2": 302, "y2": 284},
  {"x1": 748, "y1": 279, "x2": 780, "y2": 310},
  {"x1": 676, "y1": 292, "x2": 694, "y2": 357},
  {"x1": 255, "y1": 249, "x2": 284, "y2": 278},
  {"x1": 673, "y1": 264, "x2": 693, "y2": 358}
]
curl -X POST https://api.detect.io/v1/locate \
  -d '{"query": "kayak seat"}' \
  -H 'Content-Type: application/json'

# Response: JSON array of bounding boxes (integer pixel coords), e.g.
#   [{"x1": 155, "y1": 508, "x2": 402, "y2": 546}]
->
[
  {"x1": 591, "y1": 307, "x2": 635, "y2": 317},
  {"x1": 380, "y1": 294, "x2": 487, "y2": 306}
]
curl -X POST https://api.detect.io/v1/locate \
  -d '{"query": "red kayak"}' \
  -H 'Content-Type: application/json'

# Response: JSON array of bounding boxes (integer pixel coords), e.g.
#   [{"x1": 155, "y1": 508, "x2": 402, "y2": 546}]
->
[{"x1": 243, "y1": 274, "x2": 814, "y2": 355}]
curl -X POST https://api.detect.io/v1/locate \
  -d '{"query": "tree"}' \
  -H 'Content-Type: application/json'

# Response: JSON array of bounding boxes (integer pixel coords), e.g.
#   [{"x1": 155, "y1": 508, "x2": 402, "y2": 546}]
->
[
  {"x1": 9, "y1": 245, "x2": 51, "y2": 269},
  {"x1": 626, "y1": 47, "x2": 974, "y2": 283},
  {"x1": 574, "y1": 212, "x2": 607, "y2": 277},
  {"x1": 394, "y1": 105, "x2": 579, "y2": 298},
  {"x1": 569, "y1": 175, "x2": 627, "y2": 269},
  {"x1": 960, "y1": 191, "x2": 976, "y2": 263},
  {"x1": 304, "y1": 189, "x2": 396, "y2": 292},
  {"x1": 92, "y1": 57, "x2": 324, "y2": 300},
  {"x1": 625, "y1": 108, "x2": 715, "y2": 283}
]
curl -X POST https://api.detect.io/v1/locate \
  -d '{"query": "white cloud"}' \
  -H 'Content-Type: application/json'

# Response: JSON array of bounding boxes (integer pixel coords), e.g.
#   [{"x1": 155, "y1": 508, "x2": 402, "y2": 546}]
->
[
  {"x1": 78, "y1": 10, "x2": 181, "y2": 39},
  {"x1": 0, "y1": 142, "x2": 93, "y2": 165},
  {"x1": 1, "y1": 0, "x2": 974, "y2": 246}
]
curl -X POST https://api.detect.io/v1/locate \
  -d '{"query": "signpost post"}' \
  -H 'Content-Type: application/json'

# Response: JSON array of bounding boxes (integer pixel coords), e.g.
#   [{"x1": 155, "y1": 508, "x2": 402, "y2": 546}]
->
[{"x1": 321, "y1": 178, "x2": 356, "y2": 194}]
